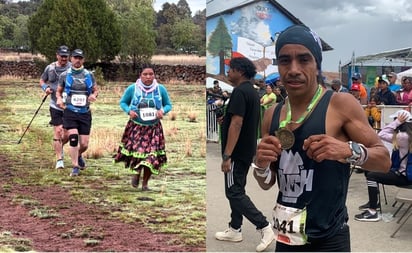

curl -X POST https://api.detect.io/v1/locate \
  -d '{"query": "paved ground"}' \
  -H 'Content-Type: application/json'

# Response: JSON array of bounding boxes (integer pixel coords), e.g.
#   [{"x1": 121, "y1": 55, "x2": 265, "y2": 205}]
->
[{"x1": 206, "y1": 142, "x2": 412, "y2": 252}]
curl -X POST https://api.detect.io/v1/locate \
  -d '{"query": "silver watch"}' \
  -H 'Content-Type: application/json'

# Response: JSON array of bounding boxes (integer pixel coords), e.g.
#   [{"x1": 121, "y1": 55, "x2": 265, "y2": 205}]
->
[{"x1": 346, "y1": 141, "x2": 362, "y2": 164}]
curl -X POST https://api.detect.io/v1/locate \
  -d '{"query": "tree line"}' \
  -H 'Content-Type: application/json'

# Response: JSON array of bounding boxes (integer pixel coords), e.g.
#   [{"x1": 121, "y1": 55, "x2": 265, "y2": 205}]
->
[{"x1": 0, "y1": 0, "x2": 206, "y2": 64}]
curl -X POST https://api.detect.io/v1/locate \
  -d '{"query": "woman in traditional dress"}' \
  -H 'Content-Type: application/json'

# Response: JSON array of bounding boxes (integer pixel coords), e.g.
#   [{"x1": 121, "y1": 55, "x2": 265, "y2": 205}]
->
[{"x1": 114, "y1": 66, "x2": 172, "y2": 190}]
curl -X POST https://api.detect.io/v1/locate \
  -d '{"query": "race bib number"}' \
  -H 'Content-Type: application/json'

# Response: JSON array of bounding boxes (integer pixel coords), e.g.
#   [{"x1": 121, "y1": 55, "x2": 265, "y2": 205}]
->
[
  {"x1": 139, "y1": 108, "x2": 157, "y2": 121},
  {"x1": 71, "y1": 94, "x2": 87, "y2": 106},
  {"x1": 272, "y1": 203, "x2": 307, "y2": 245}
]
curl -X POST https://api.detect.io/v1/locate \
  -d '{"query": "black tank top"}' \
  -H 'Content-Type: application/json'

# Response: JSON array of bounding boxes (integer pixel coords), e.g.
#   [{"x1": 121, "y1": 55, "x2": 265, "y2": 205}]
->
[{"x1": 270, "y1": 90, "x2": 350, "y2": 241}]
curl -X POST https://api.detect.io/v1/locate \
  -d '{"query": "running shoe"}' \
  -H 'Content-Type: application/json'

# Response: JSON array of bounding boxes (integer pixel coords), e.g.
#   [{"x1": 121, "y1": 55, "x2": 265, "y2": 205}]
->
[
  {"x1": 215, "y1": 227, "x2": 243, "y2": 242},
  {"x1": 358, "y1": 201, "x2": 381, "y2": 211},
  {"x1": 70, "y1": 167, "x2": 80, "y2": 177},
  {"x1": 354, "y1": 210, "x2": 380, "y2": 222},
  {"x1": 78, "y1": 156, "x2": 86, "y2": 170},
  {"x1": 256, "y1": 223, "x2": 275, "y2": 252},
  {"x1": 55, "y1": 159, "x2": 64, "y2": 170}
]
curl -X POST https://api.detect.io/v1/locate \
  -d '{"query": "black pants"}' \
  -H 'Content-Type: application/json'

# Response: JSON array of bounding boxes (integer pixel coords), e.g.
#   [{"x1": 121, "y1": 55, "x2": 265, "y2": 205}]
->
[
  {"x1": 365, "y1": 170, "x2": 411, "y2": 208},
  {"x1": 275, "y1": 223, "x2": 350, "y2": 252},
  {"x1": 224, "y1": 159, "x2": 269, "y2": 230}
]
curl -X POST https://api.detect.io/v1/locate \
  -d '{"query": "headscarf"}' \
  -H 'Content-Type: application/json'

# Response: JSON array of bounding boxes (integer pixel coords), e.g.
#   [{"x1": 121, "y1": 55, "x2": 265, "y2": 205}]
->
[{"x1": 136, "y1": 78, "x2": 158, "y2": 96}]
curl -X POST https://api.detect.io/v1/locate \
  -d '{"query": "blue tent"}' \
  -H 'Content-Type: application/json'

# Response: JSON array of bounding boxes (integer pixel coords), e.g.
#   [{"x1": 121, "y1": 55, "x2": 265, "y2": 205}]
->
[{"x1": 265, "y1": 73, "x2": 280, "y2": 84}]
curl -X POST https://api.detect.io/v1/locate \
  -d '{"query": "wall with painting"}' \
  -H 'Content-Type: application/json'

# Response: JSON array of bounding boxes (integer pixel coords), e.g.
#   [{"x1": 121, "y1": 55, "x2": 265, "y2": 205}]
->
[{"x1": 206, "y1": 0, "x2": 294, "y2": 82}]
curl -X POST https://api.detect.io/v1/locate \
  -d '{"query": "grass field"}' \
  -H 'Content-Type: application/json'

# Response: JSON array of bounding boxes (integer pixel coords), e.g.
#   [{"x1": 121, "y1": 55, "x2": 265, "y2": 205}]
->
[
  {"x1": 0, "y1": 78, "x2": 206, "y2": 249},
  {"x1": 0, "y1": 52, "x2": 206, "y2": 66}
]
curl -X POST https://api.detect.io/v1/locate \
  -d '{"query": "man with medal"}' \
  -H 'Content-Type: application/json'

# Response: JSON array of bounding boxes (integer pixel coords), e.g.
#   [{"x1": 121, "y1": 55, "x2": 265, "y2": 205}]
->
[
  {"x1": 253, "y1": 24, "x2": 391, "y2": 251},
  {"x1": 56, "y1": 49, "x2": 98, "y2": 177}
]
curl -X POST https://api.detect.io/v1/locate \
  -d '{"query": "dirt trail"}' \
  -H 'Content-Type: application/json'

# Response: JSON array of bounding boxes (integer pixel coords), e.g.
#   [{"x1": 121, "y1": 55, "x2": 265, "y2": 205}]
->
[{"x1": 0, "y1": 154, "x2": 204, "y2": 252}]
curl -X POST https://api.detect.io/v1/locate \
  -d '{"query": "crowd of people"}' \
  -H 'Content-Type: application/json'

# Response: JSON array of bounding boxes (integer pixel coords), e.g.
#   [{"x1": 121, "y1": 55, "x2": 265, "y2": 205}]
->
[
  {"x1": 329, "y1": 72, "x2": 412, "y2": 132},
  {"x1": 345, "y1": 71, "x2": 412, "y2": 108}
]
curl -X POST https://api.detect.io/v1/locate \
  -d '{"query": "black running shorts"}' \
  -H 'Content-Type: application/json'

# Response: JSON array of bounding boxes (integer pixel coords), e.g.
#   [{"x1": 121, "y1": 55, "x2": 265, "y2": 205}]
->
[
  {"x1": 62, "y1": 109, "x2": 92, "y2": 135},
  {"x1": 49, "y1": 107, "x2": 64, "y2": 126}
]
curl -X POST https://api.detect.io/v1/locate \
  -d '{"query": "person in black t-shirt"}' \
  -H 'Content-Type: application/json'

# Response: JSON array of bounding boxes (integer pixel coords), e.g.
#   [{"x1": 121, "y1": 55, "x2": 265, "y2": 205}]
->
[
  {"x1": 376, "y1": 75, "x2": 397, "y2": 105},
  {"x1": 215, "y1": 57, "x2": 275, "y2": 252}
]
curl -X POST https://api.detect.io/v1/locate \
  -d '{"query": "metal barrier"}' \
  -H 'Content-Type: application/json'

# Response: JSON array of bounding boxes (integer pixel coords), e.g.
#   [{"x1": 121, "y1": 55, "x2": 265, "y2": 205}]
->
[
  {"x1": 207, "y1": 104, "x2": 219, "y2": 142},
  {"x1": 378, "y1": 105, "x2": 411, "y2": 127}
]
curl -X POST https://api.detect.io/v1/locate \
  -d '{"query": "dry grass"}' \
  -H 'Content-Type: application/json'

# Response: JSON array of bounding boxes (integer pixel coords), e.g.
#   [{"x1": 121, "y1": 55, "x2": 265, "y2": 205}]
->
[
  {"x1": 151, "y1": 55, "x2": 205, "y2": 66},
  {"x1": 169, "y1": 111, "x2": 178, "y2": 121},
  {"x1": 185, "y1": 138, "x2": 192, "y2": 157},
  {"x1": 0, "y1": 52, "x2": 45, "y2": 61},
  {"x1": 0, "y1": 52, "x2": 205, "y2": 66},
  {"x1": 187, "y1": 112, "x2": 198, "y2": 122}
]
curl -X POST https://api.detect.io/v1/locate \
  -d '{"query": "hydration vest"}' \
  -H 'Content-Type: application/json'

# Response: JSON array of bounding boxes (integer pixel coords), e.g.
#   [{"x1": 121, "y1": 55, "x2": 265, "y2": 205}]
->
[
  {"x1": 64, "y1": 68, "x2": 93, "y2": 113},
  {"x1": 130, "y1": 83, "x2": 162, "y2": 111},
  {"x1": 130, "y1": 83, "x2": 162, "y2": 125},
  {"x1": 64, "y1": 68, "x2": 93, "y2": 96}
]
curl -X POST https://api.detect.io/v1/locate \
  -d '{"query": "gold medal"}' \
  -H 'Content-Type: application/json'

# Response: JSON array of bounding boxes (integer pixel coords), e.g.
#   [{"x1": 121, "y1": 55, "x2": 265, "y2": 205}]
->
[{"x1": 276, "y1": 128, "x2": 295, "y2": 150}]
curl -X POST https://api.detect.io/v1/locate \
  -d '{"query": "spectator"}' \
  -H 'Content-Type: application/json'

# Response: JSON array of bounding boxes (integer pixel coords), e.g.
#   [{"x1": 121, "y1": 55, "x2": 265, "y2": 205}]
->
[
  {"x1": 260, "y1": 84, "x2": 277, "y2": 110},
  {"x1": 256, "y1": 79, "x2": 266, "y2": 98},
  {"x1": 377, "y1": 75, "x2": 397, "y2": 105},
  {"x1": 274, "y1": 77, "x2": 288, "y2": 103},
  {"x1": 365, "y1": 95, "x2": 381, "y2": 130},
  {"x1": 396, "y1": 76, "x2": 412, "y2": 105},
  {"x1": 215, "y1": 57, "x2": 275, "y2": 252},
  {"x1": 387, "y1": 72, "x2": 402, "y2": 92},
  {"x1": 211, "y1": 80, "x2": 223, "y2": 95},
  {"x1": 355, "y1": 110, "x2": 412, "y2": 221},
  {"x1": 369, "y1": 86, "x2": 378, "y2": 100},
  {"x1": 207, "y1": 80, "x2": 226, "y2": 106},
  {"x1": 351, "y1": 73, "x2": 368, "y2": 105},
  {"x1": 331, "y1": 79, "x2": 349, "y2": 93},
  {"x1": 273, "y1": 86, "x2": 284, "y2": 103},
  {"x1": 350, "y1": 83, "x2": 362, "y2": 102}
]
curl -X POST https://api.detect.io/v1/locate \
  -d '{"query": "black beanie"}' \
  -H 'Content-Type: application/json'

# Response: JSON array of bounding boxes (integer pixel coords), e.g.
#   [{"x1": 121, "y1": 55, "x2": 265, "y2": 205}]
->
[{"x1": 275, "y1": 24, "x2": 323, "y2": 71}]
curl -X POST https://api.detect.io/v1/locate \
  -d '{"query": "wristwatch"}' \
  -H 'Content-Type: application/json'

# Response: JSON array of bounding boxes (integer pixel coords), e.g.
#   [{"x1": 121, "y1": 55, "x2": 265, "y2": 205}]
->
[
  {"x1": 346, "y1": 141, "x2": 362, "y2": 164},
  {"x1": 222, "y1": 154, "x2": 231, "y2": 161}
]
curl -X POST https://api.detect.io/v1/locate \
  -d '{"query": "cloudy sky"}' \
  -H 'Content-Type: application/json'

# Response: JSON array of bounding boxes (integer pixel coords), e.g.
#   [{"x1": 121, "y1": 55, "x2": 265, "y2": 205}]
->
[
  {"x1": 276, "y1": 0, "x2": 412, "y2": 72},
  {"x1": 153, "y1": 0, "x2": 205, "y2": 13}
]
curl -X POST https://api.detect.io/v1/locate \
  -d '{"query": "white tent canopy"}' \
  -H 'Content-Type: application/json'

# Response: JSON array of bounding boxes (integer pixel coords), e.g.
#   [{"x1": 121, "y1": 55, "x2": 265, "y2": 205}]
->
[{"x1": 396, "y1": 68, "x2": 412, "y2": 83}]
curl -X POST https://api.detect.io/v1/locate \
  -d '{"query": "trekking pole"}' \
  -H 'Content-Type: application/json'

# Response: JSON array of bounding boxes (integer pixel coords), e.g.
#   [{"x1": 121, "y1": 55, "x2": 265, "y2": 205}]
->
[{"x1": 17, "y1": 94, "x2": 48, "y2": 144}]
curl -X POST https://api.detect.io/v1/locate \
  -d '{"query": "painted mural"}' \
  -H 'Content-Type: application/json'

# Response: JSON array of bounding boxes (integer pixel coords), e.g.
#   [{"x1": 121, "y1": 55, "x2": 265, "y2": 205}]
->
[{"x1": 206, "y1": 1, "x2": 293, "y2": 82}]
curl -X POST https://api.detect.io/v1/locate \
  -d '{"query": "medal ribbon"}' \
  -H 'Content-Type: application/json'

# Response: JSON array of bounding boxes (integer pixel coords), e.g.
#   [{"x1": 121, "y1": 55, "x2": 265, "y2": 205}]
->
[{"x1": 279, "y1": 85, "x2": 323, "y2": 128}]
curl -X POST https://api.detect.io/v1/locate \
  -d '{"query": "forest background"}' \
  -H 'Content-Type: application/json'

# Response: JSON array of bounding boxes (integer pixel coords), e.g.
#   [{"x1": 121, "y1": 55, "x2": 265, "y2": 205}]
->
[{"x1": 0, "y1": 0, "x2": 206, "y2": 67}]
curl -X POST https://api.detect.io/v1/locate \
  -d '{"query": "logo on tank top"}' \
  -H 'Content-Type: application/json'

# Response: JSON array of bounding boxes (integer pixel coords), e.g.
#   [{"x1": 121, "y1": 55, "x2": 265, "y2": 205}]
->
[{"x1": 278, "y1": 150, "x2": 314, "y2": 203}]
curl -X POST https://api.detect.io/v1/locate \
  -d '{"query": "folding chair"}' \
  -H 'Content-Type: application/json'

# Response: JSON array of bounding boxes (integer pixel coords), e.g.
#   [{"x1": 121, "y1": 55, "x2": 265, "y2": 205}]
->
[
  {"x1": 390, "y1": 188, "x2": 412, "y2": 238},
  {"x1": 392, "y1": 185, "x2": 412, "y2": 218}
]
